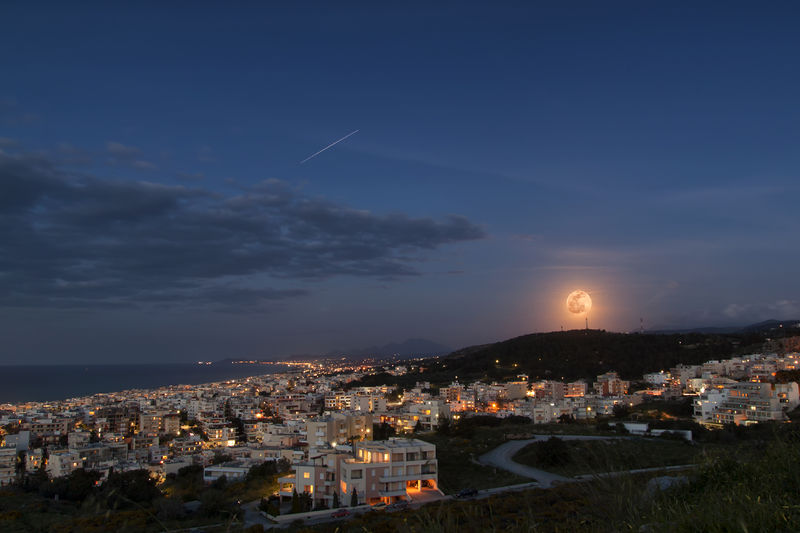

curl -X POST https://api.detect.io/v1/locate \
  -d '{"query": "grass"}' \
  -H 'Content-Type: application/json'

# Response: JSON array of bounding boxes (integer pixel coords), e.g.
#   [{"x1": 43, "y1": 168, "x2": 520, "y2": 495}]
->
[
  {"x1": 417, "y1": 431, "x2": 527, "y2": 493},
  {"x1": 511, "y1": 437, "x2": 704, "y2": 477},
  {"x1": 287, "y1": 430, "x2": 800, "y2": 532}
]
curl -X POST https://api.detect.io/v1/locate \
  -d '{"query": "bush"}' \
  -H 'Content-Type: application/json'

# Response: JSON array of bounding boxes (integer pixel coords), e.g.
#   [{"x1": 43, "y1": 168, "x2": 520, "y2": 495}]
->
[
  {"x1": 535, "y1": 436, "x2": 572, "y2": 467},
  {"x1": 155, "y1": 497, "x2": 186, "y2": 520}
]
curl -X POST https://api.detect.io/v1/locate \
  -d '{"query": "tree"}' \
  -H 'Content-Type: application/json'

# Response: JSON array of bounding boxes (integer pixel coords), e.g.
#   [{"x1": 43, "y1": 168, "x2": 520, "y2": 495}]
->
[
  {"x1": 246, "y1": 460, "x2": 278, "y2": 481},
  {"x1": 211, "y1": 452, "x2": 233, "y2": 465},
  {"x1": 210, "y1": 474, "x2": 228, "y2": 490},
  {"x1": 290, "y1": 489, "x2": 301, "y2": 514},
  {"x1": 155, "y1": 497, "x2": 186, "y2": 520},
  {"x1": 40, "y1": 468, "x2": 101, "y2": 501},
  {"x1": 350, "y1": 487, "x2": 358, "y2": 507},
  {"x1": 613, "y1": 404, "x2": 630, "y2": 419},
  {"x1": 99, "y1": 469, "x2": 162, "y2": 509},
  {"x1": 23, "y1": 463, "x2": 48, "y2": 492},
  {"x1": 332, "y1": 490, "x2": 340, "y2": 509},
  {"x1": 300, "y1": 491, "x2": 313, "y2": 512},
  {"x1": 199, "y1": 488, "x2": 230, "y2": 517}
]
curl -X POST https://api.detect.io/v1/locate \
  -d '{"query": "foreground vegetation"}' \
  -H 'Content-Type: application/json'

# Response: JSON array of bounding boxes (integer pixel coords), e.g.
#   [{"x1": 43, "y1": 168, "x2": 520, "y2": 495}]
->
[
  {"x1": 292, "y1": 424, "x2": 800, "y2": 533},
  {"x1": 0, "y1": 459, "x2": 286, "y2": 532},
  {"x1": 512, "y1": 437, "x2": 704, "y2": 477}
]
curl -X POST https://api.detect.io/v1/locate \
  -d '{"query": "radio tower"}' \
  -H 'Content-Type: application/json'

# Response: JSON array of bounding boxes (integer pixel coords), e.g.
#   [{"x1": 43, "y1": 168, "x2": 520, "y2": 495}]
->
[{"x1": 640, "y1": 317, "x2": 644, "y2": 334}]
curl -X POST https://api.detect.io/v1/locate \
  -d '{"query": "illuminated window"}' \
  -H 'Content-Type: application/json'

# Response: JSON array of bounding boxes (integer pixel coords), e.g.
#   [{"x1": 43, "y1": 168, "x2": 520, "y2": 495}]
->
[{"x1": 303, "y1": 472, "x2": 310, "y2": 479}]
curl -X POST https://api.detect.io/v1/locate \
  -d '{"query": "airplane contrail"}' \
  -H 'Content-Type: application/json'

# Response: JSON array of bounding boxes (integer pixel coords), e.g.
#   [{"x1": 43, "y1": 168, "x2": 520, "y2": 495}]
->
[{"x1": 299, "y1": 129, "x2": 359, "y2": 164}]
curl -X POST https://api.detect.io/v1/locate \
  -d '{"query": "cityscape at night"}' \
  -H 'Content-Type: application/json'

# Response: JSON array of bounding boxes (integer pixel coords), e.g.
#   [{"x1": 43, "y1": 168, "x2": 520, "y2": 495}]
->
[{"x1": 2, "y1": 2, "x2": 800, "y2": 532}]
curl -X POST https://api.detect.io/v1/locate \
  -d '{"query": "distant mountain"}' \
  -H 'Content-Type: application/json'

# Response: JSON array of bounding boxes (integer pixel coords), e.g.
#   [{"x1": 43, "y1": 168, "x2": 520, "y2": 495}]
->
[
  {"x1": 328, "y1": 338, "x2": 452, "y2": 360},
  {"x1": 647, "y1": 319, "x2": 800, "y2": 335}
]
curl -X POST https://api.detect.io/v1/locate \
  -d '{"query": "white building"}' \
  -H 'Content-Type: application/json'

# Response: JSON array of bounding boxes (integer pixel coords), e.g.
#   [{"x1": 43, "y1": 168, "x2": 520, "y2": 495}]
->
[
  {"x1": 47, "y1": 450, "x2": 83, "y2": 478},
  {"x1": 0, "y1": 447, "x2": 16, "y2": 486},
  {"x1": 279, "y1": 438, "x2": 438, "y2": 508}
]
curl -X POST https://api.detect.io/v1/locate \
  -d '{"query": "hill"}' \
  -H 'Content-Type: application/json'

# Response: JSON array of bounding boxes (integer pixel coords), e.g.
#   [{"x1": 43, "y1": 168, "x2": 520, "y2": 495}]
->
[
  {"x1": 348, "y1": 327, "x2": 799, "y2": 389},
  {"x1": 647, "y1": 318, "x2": 800, "y2": 335},
  {"x1": 433, "y1": 329, "x2": 756, "y2": 382}
]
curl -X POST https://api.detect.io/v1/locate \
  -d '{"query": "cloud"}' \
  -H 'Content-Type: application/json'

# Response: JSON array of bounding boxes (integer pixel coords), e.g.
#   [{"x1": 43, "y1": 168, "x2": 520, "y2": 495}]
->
[
  {"x1": 723, "y1": 300, "x2": 800, "y2": 321},
  {"x1": 106, "y1": 141, "x2": 142, "y2": 158},
  {"x1": 0, "y1": 153, "x2": 485, "y2": 312},
  {"x1": 55, "y1": 142, "x2": 93, "y2": 166},
  {"x1": 0, "y1": 99, "x2": 40, "y2": 126},
  {"x1": 176, "y1": 171, "x2": 205, "y2": 181},
  {"x1": 106, "y1": 141, "x2": 156, "y2": 170}
]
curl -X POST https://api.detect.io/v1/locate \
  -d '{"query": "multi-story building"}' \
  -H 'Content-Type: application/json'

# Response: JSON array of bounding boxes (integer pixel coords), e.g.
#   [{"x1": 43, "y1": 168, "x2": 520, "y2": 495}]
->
[
  {"x1": 593, "y1": 372, "x2": 630, "y2": 396},
  {"x1": 25, "y1": 418, "x2": 73, "y2": 439},
  {"x1": 712, "y1": 382, "x2": 791, "y2": 425},
  {"x1": 643, "y1": 371, "x2": 670, "y2": 387},
  {"x1": 693, "y1": 389, "x2": 728, "y2": 423},
  {"x1": 304, "y1": 412, "x2": 373, "y2": 447},
  {"x1": 501, "y1": 382, "x2": 528, "y2": 400},
  {"x1": 0, "y1": 447, "x2": 16, "y2": 486},
  {"x1": 279, "y1": 438, "x2": 438, "y2": 508},
  {"x1": 405, "y1": 401, "x2": 449, "y2": 431},
  {"x1": 534, "y1": 381, "x2": 565, "y2": 400},
  {"x1": 439, "y1": 382, "x2": 464, "y2": 403},
  {"x1": 47, "y1": 450, "x2": 82, "y2": 478},
  {"x1": 565, "y1": 380, "x2": 588, "y2": 397}
]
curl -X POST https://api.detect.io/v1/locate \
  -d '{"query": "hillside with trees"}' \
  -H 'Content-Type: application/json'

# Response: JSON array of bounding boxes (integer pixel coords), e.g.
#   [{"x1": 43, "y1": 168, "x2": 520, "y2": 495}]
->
[{"x1": 348, "y1": 327, "x2": 797, "y2": 390}]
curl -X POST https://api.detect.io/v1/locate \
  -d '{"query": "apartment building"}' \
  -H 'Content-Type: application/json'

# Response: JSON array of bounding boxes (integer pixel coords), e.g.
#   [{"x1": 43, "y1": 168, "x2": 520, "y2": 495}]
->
[
  {"x1": 304, "y1": 412, "x2": 373, "y2": 447},
  {"x1": 0, "y1": 447, "x2": 16, "y2": 486},
  {"x1": 501, "y1": 381, "x2": 528, "y2": 400},
  {"x1": 712, "y1": 382, "x2": 789, "y2": 425},
  {"x1": 439, "y1": 382, "x2": 464, "y2": 403},
  {"x1": 279, "y1": 438, "x2": 438, "y2": 508},
  {"x1": 565, "y1": 380, "x2": 589, "y2": 397},
  {"x1": 593, "y1": 372, "x2": 630, "y2": 396},
  {"x1": 47, "y1": 450, "x2": 82, "y2": 478},
  {"x1": 693, "y1": 389, "x2": 728, "y2": 423},
  {"x1": 534, "y1": 380, "x2": 566, "y2": 400}
]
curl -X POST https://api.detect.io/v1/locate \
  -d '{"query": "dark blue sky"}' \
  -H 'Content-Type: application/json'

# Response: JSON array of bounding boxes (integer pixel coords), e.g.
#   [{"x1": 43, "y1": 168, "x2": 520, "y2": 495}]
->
[{"x1": 2, "y1": 2, "x2": 799, "y2": 363}]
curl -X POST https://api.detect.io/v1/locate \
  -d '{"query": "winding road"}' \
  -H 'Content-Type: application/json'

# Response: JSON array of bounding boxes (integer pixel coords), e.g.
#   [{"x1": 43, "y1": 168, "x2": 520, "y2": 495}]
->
[{"x1": 478, "y1": 435, "x2": 629, "y2": 488}]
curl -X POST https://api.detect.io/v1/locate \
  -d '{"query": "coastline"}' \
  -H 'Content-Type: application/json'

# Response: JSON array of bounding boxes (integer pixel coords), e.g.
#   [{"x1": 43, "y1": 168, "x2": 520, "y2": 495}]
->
[{"x1": 0, "y1": 363, "x2": 291, "y2": 404}]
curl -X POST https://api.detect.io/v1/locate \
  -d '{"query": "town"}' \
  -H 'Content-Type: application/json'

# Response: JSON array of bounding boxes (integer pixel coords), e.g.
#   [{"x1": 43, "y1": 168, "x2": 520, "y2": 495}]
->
[{"x1": 2, "y1": 347, "x2": 799, "y2": 527}]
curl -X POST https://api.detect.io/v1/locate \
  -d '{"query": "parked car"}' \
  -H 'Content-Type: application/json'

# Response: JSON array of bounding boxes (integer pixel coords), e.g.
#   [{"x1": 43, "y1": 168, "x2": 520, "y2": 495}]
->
[
  {"x1": 370, "y1": 502, "x2": 388, "y2": 510},
  {"x1": 457, "y1": 488, "x2": 478, "y2": 498},
  {"x1": 331, "y1": 509, "x2": 351, "y2": 519},
  {"x1": 387, "y1": 500, "x2": 409, "y2": 511}
]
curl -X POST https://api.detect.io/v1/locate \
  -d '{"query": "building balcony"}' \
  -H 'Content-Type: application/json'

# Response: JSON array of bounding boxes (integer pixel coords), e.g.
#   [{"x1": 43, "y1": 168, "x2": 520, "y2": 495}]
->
[
  {"x1": 379, "y1": 472, "x2": 436, "y2": 483},
  {"x1": 379, "y1": 488, "x2": 408, "y2": 497}
]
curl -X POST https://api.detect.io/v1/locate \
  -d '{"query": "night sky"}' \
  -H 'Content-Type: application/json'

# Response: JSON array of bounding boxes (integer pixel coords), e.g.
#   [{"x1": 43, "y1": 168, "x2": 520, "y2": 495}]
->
[{"x1": 2, "y1": 3, "x2": 799, "y2": 364}]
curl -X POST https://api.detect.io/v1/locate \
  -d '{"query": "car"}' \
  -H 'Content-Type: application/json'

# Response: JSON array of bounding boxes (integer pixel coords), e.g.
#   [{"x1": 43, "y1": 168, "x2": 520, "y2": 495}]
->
[
  {"x1": 457, "y1": 488, "x2": 478, "y2": 498},
  {"x1": 370, "y1": 502, "x2": 388, "y2": 510},
  {"x1": 331, "y1": 509, "x2": 351, "y2": 519},
  {"x1": 387, "y1": 501, "x2": 409, "y2": 511}
]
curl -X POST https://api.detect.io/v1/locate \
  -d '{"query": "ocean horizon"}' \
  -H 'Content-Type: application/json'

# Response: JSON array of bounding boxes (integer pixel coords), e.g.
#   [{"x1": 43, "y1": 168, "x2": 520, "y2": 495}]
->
[{"x1": 0, "y1": 363, "x2": 291, "y2": 404}]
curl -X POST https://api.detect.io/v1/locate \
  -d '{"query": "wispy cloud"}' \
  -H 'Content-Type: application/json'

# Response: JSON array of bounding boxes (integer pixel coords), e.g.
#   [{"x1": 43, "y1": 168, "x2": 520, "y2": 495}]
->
[{"x1": 106, "y1": 141, "x2": 157, "y2": 171}]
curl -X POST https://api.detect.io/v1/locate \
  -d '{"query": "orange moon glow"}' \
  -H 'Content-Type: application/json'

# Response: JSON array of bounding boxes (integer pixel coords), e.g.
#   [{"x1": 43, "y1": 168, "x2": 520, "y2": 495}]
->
[{"x1": 566, "y1": 290, "x2": 592, "y2": 315}]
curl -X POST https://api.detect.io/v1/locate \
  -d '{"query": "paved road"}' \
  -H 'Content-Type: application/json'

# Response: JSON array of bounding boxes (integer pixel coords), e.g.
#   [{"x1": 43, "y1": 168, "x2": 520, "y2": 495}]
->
[
  {"x1": 479, "y1": 438, "x2": 568, "y2": 488},
  {"x1": 478, "y1": 434, "x2": 631, "y2": 488},
  {"x1": 242, "y1": 434, "x2": 691, "y2": 528}
]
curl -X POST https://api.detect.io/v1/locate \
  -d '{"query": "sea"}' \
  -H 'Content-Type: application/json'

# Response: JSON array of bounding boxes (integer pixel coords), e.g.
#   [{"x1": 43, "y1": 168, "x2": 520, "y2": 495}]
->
[{"x1": 0, "y1": 363, "x2": 291, "y2": 404}]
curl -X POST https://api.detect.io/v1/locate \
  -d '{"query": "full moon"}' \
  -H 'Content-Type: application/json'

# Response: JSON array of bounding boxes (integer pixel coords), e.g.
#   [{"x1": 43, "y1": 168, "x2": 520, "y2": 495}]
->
[{"x1": 566, "y1": 290, "x2": 592, "y2": 315}]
